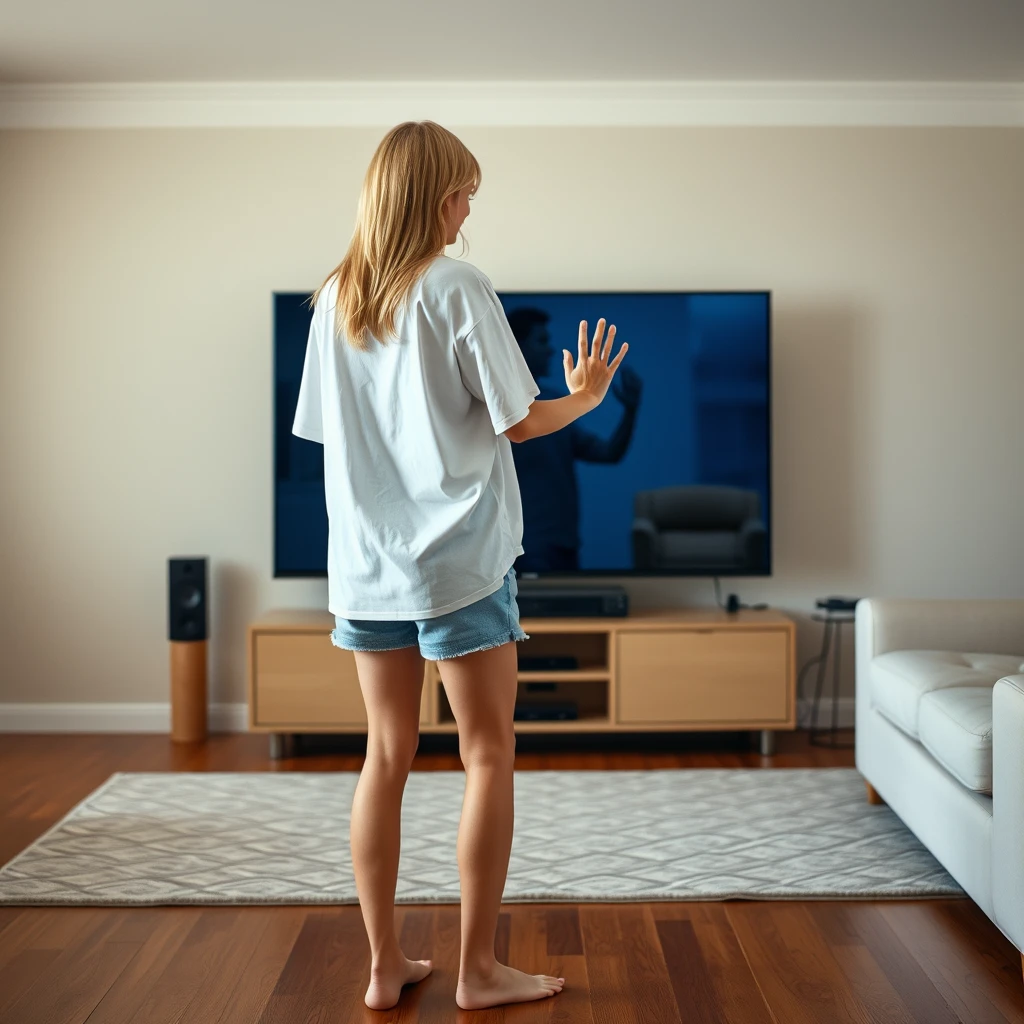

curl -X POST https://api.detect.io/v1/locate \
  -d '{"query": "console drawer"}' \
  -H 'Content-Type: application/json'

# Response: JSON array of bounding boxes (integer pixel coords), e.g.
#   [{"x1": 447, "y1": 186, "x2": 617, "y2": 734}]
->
[
  {"x1": 616, "y1": 628, "x2": 789, "y2": 725},
  {"x1": 253, "y1": 632, "x2": 367, "y2": 726}
]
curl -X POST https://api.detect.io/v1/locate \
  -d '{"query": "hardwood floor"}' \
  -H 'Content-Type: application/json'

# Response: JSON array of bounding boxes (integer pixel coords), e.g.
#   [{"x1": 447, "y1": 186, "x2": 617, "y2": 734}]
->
[{"x1": 1, "y1": 730, "x2": 1022, "y2": 1023}]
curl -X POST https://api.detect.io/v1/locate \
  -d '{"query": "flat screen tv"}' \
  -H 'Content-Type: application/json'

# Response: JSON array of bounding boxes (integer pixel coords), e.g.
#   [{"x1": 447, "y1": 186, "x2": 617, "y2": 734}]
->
[{"x1": 275, "y1": 289, "x2": 771, "y2": 580}]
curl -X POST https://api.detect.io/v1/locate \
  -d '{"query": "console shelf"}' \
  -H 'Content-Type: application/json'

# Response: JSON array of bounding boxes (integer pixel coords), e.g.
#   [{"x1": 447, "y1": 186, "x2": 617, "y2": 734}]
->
[{"x1": 248, "y1": 606, "x2": 796, "y2": 756}]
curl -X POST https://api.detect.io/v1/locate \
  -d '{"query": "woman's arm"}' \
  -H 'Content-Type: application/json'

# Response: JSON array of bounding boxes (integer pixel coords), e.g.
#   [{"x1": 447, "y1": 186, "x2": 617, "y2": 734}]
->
[{"x1": 504, "y1": 392, "x2": 599, "y2": 443}]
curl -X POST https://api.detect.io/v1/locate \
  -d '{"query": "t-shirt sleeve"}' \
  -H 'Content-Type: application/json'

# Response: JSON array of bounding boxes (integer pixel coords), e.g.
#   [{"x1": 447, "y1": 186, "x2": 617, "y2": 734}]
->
[
  {"x1": 455, "y1": 293, "x2": 541, "y2": 436},
  {"x1": 292, "y1": 309, "x2": 325, "y2": 444}
]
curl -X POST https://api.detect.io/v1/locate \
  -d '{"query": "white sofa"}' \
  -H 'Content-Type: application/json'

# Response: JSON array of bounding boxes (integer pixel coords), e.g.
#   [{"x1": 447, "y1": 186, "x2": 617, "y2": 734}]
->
[{"x1": 855, "y1": 597, "x2": 1024, "y2": 975}]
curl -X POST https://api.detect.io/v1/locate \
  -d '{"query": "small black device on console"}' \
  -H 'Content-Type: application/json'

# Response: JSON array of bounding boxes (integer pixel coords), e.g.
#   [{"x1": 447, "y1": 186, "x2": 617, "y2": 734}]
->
[
  {"x1": 518, "y1": 655, "x2": 579, "y2": 671},
  {"x1": 514, "y1": 702, "x2": 579, "y2": 721},
  {"x1": 515, "y1": 585, "x2": 629, "y2": 618}
]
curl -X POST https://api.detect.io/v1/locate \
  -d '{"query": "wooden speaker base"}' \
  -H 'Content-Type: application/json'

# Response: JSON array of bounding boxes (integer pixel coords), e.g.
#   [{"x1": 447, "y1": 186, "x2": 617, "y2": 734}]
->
[{"x1": 170, "y1": 640, "x2": 207, "y2": 742}]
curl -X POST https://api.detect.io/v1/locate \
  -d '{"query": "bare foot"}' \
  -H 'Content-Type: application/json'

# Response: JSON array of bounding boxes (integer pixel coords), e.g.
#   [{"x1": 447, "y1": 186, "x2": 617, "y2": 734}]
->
[
  {"x1": 456, "y1": 962, "x2": 565, "y2": 1010},
  {"x1": 364, "y1": 954, "x2": 433, "y2": 1010}
]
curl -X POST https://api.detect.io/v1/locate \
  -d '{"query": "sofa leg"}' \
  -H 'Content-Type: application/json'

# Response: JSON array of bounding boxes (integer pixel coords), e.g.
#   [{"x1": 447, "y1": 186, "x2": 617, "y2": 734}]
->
[{"x1": 866, "y1": 780, "x2": 885, "y2": 805}]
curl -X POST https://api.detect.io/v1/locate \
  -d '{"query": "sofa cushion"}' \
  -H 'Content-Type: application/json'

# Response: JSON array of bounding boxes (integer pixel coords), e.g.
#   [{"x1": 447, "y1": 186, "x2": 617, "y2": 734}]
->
[
  {"x1": 869, "y1": 650, "x2": 1024, "y2": 740},
  {"x1": 918, "y1": 686, "x2": 994, "y2": 793}
]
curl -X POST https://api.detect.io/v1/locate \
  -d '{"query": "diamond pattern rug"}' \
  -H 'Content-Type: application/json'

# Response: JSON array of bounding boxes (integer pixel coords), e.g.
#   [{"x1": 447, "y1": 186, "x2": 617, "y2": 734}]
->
[{"x1": 0, "y1": 768, "x2": 965, "y2": 905}]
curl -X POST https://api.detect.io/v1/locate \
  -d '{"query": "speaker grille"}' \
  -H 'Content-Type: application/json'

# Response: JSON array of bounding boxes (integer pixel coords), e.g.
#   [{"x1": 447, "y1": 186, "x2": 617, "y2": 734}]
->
[{"x1": 168, "y1": 557, "x2": 208, "y2": 641}]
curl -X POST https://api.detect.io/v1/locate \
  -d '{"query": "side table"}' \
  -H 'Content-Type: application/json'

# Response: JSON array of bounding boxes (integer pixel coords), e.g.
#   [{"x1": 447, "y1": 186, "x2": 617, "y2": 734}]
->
[{"x1": 800, "y1": 608, "x2": 857, "y2": 748}]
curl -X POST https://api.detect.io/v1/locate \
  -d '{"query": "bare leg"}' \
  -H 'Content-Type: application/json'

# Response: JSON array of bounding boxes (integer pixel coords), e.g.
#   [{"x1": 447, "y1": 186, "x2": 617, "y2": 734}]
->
[
  {"x1": 349, "y1": 645, "x2": 434, "y2": 1010},
  {"x1": 437, "y1": 641, "x2": 564, "y2": 1011}
]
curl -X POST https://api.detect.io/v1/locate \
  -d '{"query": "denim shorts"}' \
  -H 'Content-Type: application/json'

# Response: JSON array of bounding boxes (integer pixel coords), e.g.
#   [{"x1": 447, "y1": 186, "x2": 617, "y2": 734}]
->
[{"x1": 329, "y1": 566, "x2": 529, "y2": 661}]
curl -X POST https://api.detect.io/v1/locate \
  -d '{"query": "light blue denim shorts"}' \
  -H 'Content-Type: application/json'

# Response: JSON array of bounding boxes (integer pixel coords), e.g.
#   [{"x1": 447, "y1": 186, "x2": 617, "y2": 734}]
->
[{"x1": 330, "y1": 566, "x2": 529, "y2": 661}]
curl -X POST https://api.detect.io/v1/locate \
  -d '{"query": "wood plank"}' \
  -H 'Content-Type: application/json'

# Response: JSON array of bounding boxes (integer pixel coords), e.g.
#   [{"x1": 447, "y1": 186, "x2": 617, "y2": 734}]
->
[
  {"x1": 208, "y1": 908, "x2": 307, "y2": 1024},
  {"x1": 547, "y1": 906, "x2": 584, "y2": 956},
  {"x1": 616, "y1": 906, "x2": 681, "y2": 1024},
  {"x1": 533, "y1": 905, "x2": 592, "y2": 1024},
  {"x1": 725, "y1": 902, "x2": 869, "y2": 1024},
  {"x1": 504, "y1": 904, "x2": 553, "y2": 1024},
  {"x1": 98, "y1": 908, "x2": 258, "y2": 1024},
  {"x1": 546, "y1": 902, "x2": 590, "y2": 1024},
  {"x1": 656, "y1": 917, "x2": 726, "y2": 1024},
  {"x1": 879, "y1": 902, "x2": 1024, "y2": 1024},
  {"x1": 0, "y1": 907, "x2": 23, "y2": 940},
  {"x1": 0, "y1": 948, "x2": 63, "y2": 1019},
  {"x1": 494, "y1": 910, "x2": 511, "y2": 965},
  {"x1": 411, "y1": 904, "x2": 461, "y2": 1023},
  {"x1": 803, "y1": 902, "x2": 942, "y2": 1024},
  {"x1": 398, "y1": 905, "x2": 435, "y2": 961},
  {"x1": 579, "y1": 903, "x2": 638, "y2": 1024},
  {"x1": 941, "y1": 897, "x2": 1024, "y2": 1017},
  {"x1": 2, "y1": 910, "x2": 142, "y2": 1024},
  {"x1": 80, "y1": 909, "x2": 202, "y2": 1024},
  {"x1": 258, "y1": 909, "x2": 369, "y2": 1022},
  {"x1": 162, "y1": 909, "x2": 281, "y2": 1024},
  {"x1": 0, "y1": 908, "x2": 107, "y2": 972},
  {"x1": 652, "y1": 903, "x2": 773, "y2": 1024}
]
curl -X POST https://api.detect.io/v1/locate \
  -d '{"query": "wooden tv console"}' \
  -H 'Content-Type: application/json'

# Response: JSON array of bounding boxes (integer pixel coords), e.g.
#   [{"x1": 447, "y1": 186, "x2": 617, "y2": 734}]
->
[{"x1": 247, "y1": 607, "x2": 796, "y2": 758}]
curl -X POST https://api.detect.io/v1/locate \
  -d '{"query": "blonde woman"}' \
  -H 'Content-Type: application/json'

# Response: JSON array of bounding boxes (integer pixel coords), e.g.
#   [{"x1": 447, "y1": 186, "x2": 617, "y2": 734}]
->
[{"x1": 292, "y1": 120, "x2": 628, "y2": 1012}]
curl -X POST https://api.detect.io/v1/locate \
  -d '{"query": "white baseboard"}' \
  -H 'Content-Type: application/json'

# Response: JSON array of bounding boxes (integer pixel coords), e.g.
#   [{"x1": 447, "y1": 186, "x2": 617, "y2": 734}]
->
[
  {"x1": 797, "y1": 696, "x2": 856, "y2": 730},
  {"x1": 0, "y1": 703, "x2": 248, "y2": 733},
  {"x1": 0, "y1": 699, "x2": 854, "y2": 733}
]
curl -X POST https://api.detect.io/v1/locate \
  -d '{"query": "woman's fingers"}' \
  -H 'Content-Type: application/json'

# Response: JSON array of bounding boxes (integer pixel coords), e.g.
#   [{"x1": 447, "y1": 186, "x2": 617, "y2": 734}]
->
[
  {"x1": 578, "y1": 320, "x2": 588, "y2": 365},
  {"x1": 601, "y1": 324, "x2": 616, "y2": 362},
  {"x1": 609, "y1": 342, "x2": 629, "y2": 371},
  {"x1": 591, "y1": 318, "x2": 606, "y2": 358}
]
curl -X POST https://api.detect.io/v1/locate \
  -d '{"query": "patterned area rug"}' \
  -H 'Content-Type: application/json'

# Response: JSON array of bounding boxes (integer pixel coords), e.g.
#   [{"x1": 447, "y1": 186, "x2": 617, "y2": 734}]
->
[{"x1": 0, "y1": 768, "x2": 965, "y2": 906}]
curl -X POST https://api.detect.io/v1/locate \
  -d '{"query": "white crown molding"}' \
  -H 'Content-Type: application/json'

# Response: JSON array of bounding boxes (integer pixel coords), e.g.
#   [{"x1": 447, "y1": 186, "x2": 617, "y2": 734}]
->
[
  {"x1": 0, "y1": 80, "x2": 1021, "y2": 129},
  {"x1": 0, "y1": 698, "x2": 856, "y2": 733}
]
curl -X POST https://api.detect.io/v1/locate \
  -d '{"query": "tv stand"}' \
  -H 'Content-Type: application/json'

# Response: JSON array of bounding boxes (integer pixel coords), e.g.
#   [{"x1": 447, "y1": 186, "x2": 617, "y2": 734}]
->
[{"x1": 248, "y1": 607, "x2": 795, "y2": 757}]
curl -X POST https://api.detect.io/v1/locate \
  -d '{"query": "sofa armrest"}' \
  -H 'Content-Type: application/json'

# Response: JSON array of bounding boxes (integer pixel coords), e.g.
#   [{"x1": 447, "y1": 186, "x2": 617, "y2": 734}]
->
[
  {"x1": 993, "y1": 673, "x2": 1024, "y2": 952},
  {"x1": 855, "y1": 598, "x2": 1024, "y2": 659}
]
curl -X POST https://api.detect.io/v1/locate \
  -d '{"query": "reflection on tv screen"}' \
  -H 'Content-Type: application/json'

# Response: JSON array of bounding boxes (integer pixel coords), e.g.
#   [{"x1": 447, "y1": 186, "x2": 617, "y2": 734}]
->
[{"x1": 498, "y1": 292, "x2": 770, "y2": 576}]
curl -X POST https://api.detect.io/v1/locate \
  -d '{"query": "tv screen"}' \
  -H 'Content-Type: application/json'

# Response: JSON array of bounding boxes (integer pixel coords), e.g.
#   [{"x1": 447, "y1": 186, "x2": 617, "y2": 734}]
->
[{"x1": 275, "y1": 289, "x2": 771, "y2": 580}]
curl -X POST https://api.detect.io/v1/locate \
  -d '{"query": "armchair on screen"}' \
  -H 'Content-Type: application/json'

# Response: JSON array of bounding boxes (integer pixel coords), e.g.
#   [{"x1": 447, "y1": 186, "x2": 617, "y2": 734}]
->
[{"x1": 631, "y1": 485, "x2": 767, "y2": 573}]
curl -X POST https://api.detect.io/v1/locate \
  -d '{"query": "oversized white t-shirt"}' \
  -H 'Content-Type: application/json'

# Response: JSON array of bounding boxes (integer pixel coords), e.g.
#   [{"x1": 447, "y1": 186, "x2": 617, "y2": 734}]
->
[{"x1": 291, "y1": 255, "x2": 541, "y2": 620}]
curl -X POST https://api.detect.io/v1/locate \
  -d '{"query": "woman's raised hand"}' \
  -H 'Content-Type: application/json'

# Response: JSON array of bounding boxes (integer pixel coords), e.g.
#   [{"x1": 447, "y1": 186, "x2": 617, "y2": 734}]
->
[{"x1": 563, "y1": 318, "x2": 629, "y2": 404}]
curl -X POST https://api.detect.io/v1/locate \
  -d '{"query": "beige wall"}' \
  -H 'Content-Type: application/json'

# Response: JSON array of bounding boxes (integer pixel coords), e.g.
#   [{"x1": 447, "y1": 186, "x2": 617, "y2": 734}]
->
[{"x1": 1, "y1": 125, "x2": 1022, "y2": 715}]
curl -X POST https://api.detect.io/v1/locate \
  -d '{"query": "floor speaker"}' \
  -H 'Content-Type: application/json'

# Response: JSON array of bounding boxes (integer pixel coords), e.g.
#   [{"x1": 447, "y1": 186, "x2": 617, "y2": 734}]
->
[{"x1": 168, "y1": 556, "x2": 208, "y2": 742}]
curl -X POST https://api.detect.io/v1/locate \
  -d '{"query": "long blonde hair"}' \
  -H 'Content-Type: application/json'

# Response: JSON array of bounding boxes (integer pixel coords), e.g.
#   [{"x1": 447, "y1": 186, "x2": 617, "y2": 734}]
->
[{"x1": 308, "y1": 121, "x2": 481, "y2": 350}]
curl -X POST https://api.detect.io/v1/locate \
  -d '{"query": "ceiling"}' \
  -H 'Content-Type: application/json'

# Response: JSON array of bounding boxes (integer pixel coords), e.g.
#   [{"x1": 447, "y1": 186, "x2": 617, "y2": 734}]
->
[{"x1": 1, "y1": 0, "x2": 1022, "y2": 84}]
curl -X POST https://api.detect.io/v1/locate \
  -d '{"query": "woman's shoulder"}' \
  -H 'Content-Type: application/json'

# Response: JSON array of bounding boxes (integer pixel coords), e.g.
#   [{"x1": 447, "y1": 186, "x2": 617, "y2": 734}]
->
[
  {"x1": 422, "y1": 255, "x2": 493, "y2": 294},
  {"x1": 413, "y1": 257, "x2": 503, "y2": 335}
]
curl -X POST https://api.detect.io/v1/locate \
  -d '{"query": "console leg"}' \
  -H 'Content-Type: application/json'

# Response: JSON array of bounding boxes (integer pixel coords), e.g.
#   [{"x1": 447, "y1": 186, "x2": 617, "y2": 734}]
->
[
  {"x1": 759, "y1": 729, "x2": 776, "y2": 756},
  {"x1": 865, "y1": 780, "x2": 885, "y2": 805},
  {"x1": 269, "y1": 733, "x2": 283, "y2": 760}
]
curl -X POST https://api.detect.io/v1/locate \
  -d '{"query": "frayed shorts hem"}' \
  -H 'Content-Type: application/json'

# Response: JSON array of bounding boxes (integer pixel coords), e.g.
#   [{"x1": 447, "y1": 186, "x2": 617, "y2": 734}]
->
[
  {"x1": 328, "y1": 631, "x2": 416, "y2": 654},
  {"x1": 330, "y1": 627, "x2": 530, "y2": 661},
  {"x1": 424, "y1": 628, "x2": 530, "y2": 662}
]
